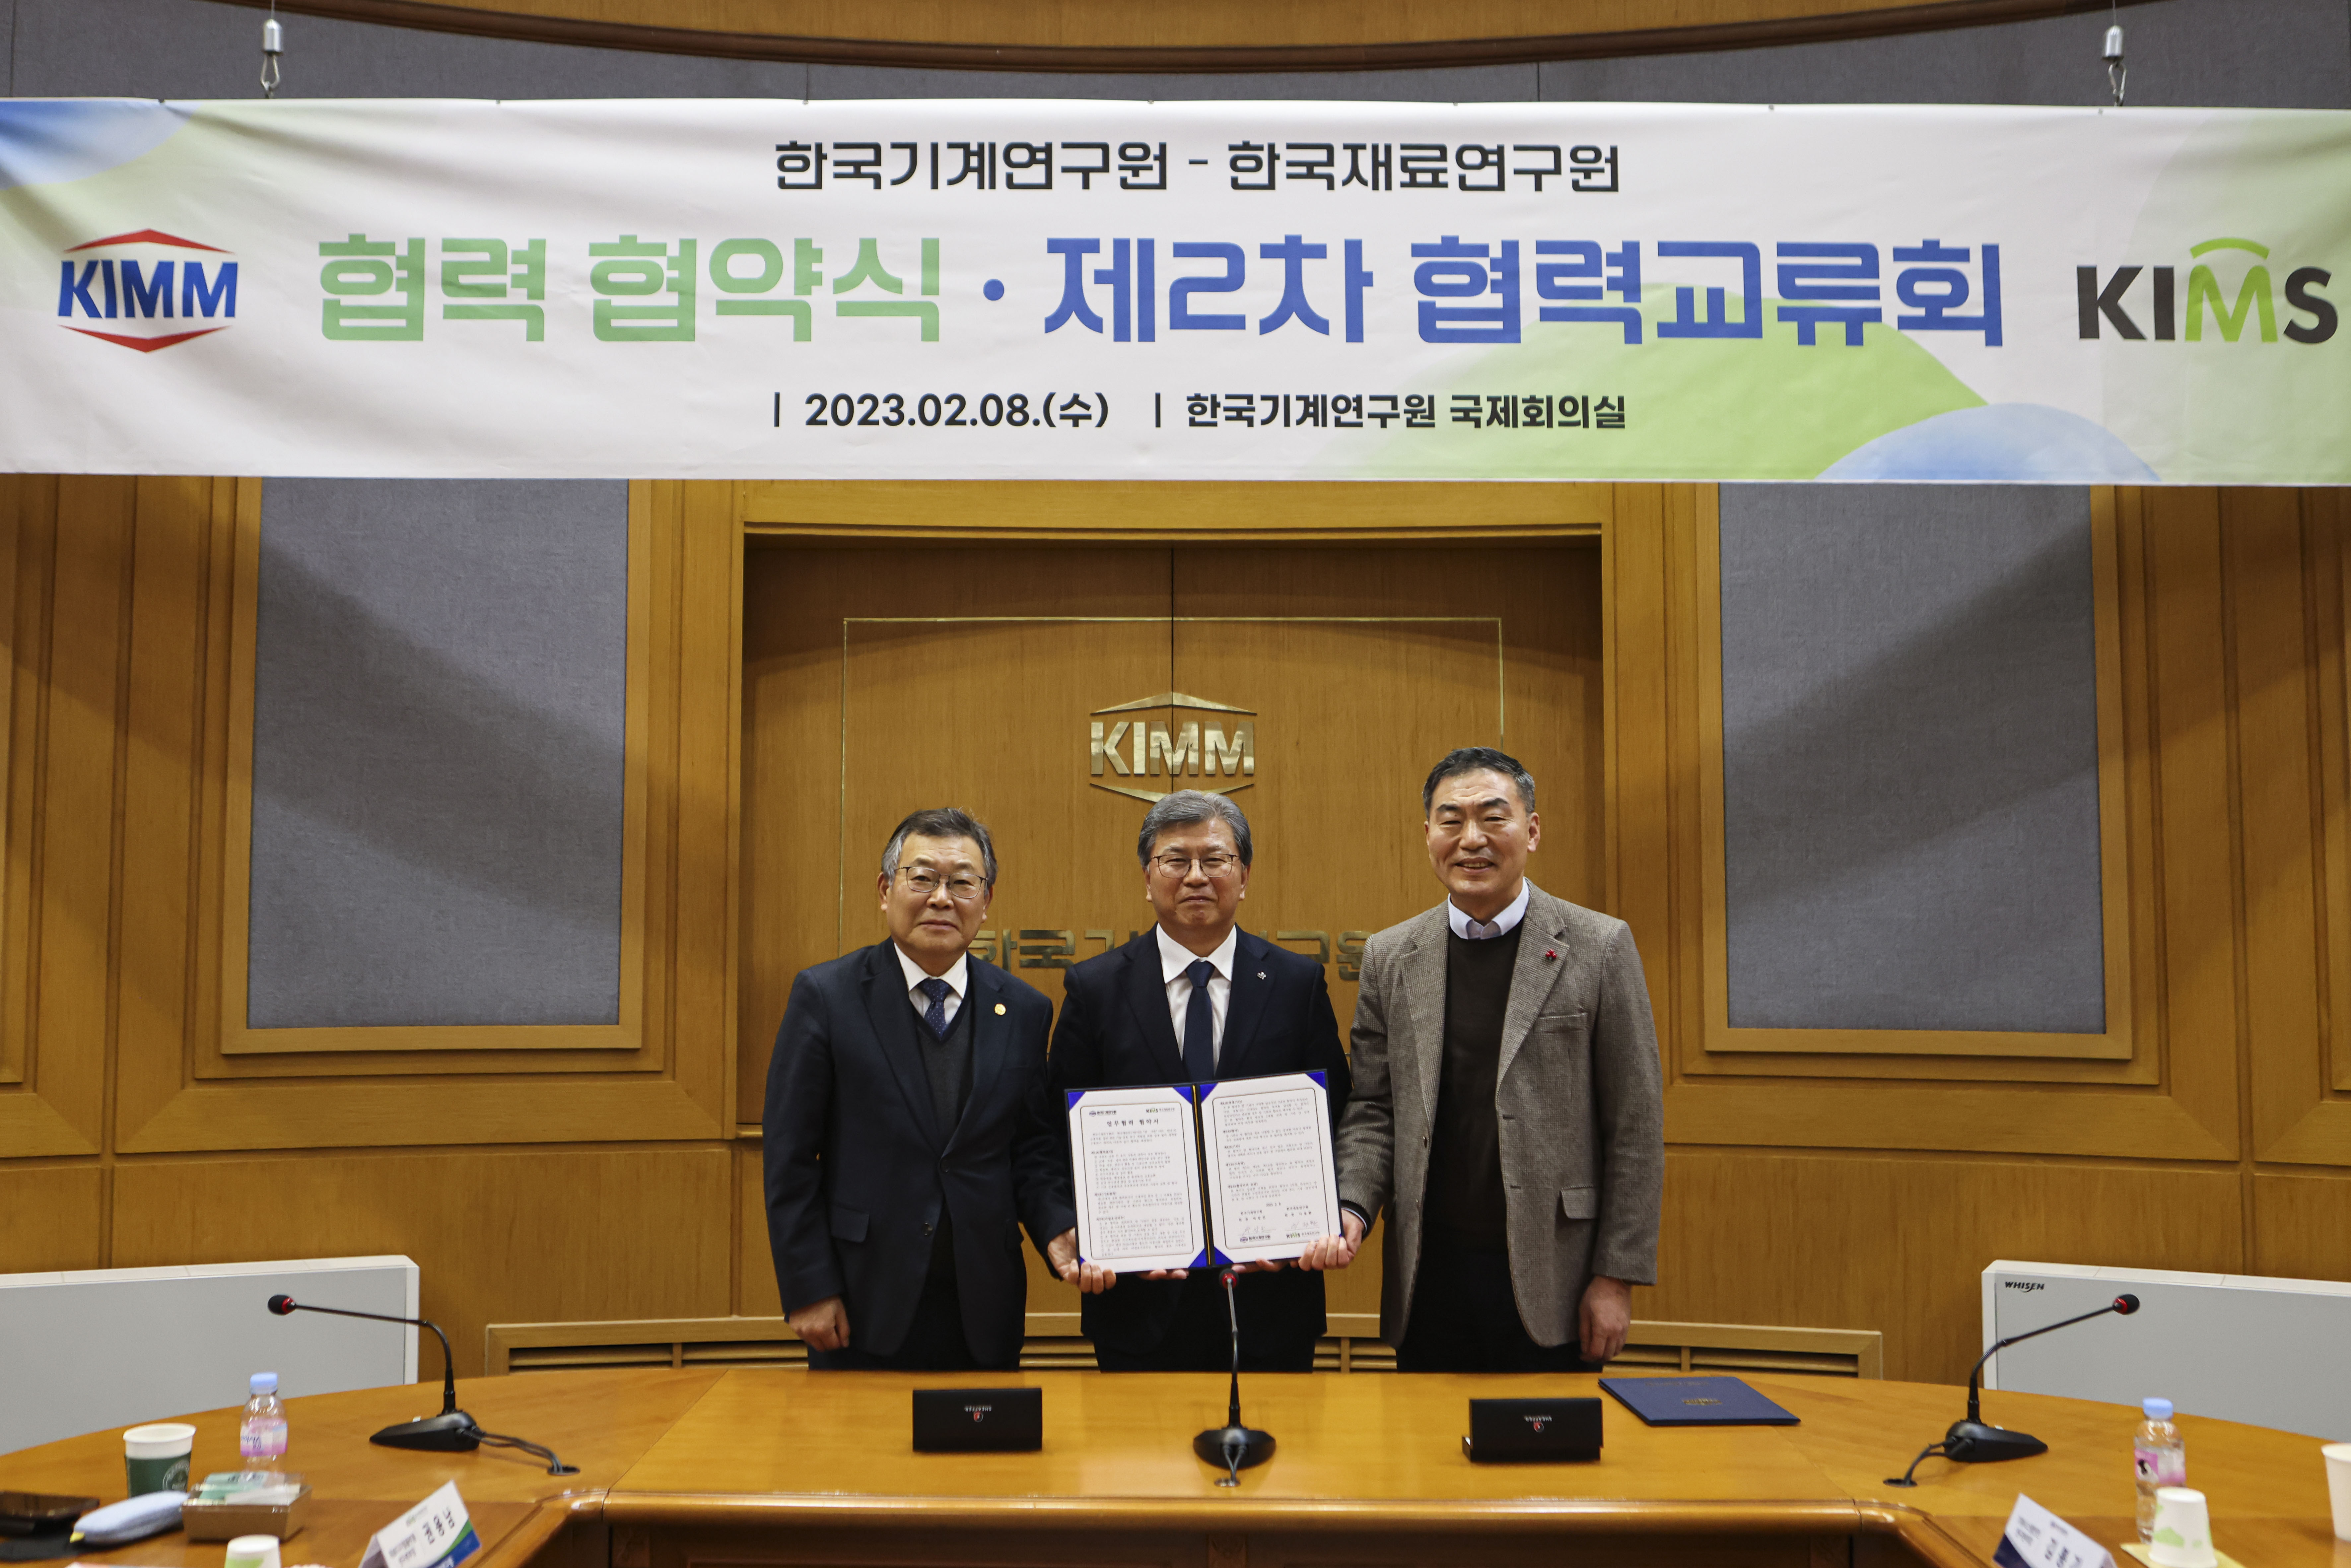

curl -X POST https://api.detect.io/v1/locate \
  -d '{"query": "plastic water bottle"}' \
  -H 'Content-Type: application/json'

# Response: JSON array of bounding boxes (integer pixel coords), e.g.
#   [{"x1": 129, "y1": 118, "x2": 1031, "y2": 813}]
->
[
  {"x1": 2134, "y1": 1396, "x2": 2185, "y2": 1539},
  {"x1": 239, "y1": 1373, "x2": 288, "y2": 1469}
]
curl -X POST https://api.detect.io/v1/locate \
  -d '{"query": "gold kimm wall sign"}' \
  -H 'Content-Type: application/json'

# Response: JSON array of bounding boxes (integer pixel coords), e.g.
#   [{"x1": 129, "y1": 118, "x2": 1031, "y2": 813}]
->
[{"x1": 1090, "y1": 692, "x2": 1255, "y2": 804}]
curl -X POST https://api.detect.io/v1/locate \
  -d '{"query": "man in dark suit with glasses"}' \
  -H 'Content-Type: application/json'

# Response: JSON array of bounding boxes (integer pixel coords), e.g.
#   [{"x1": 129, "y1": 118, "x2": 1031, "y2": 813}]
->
[
  {"x1": 1043, "y1": 790, "x2": 1351, "y2": 1372},
  {"x1": 763, "y1": 807, "x2": 1072, "y2": 1370}
]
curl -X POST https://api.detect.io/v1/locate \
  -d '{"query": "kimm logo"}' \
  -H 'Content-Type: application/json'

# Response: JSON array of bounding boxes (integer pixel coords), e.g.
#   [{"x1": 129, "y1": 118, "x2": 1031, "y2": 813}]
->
[
  {"x1": 2077, "y1": 238, "x2": 2335, "y2": 345},
  {"x1": 57, "y1": 229, "x2": 239, "y2": 352},
  {"x1": 1088, "y1": 692, "x2": 1256, "y2": 805}
]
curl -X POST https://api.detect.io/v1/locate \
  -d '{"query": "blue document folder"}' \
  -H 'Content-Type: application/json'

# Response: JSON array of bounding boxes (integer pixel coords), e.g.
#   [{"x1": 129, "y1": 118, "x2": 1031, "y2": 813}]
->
[{"x1": 1599, "y1": 1376, "x2": 1800, "y2": 1426}]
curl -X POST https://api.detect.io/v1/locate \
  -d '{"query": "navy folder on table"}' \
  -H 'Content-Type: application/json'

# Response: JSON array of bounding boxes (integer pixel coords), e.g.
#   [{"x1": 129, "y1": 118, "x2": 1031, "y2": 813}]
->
[{"x1": 1599, "y1": 1376, "x2": 1800, "y2": 1426}]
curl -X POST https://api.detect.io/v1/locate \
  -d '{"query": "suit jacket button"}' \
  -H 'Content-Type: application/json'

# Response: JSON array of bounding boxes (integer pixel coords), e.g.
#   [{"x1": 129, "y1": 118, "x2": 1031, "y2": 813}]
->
[{"x1": 923, "y1": 1222, "x2": 934, "y2": 1235}]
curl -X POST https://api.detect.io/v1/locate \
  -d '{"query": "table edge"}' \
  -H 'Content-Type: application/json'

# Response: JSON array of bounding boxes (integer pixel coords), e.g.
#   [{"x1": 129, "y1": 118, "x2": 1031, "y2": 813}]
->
[
  {"x1": 474, "y1": 1491, "x2": 608, "y2": 1568},
  {"x1": 598, "y1": 1492, "x2": 1877, "y2": 1534}
]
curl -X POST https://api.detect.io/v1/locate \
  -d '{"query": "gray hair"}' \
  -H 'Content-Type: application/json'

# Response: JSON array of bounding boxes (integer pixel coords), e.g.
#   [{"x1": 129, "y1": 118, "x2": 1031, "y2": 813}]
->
[
  {"x1": 1422, "y1": 746, "x2": 1536, "y2": 816},
  {"x1": 1136, "y1": 790, "x2": 1254, "y2": 868},
  {"x1": 881, "y1": 807, "x2": 998, "y2": 887}
]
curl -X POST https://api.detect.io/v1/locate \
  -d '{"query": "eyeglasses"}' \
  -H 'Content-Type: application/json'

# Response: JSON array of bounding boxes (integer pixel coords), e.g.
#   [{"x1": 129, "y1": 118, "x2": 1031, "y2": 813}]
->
[
  {"x1": 1150, "y1": 852, "x2": 1241, "y2": 879},
  {"x1": 897, "y1": 867, "x2": 988, "y2": 901}
]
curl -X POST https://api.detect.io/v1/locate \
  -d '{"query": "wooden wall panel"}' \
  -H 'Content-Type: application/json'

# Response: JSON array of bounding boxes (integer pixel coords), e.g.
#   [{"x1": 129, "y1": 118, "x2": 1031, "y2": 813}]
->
[
  {"x1": 1636, "y1": 1153, "x2": 2245, "y2": 1384},
  {"x1": 0, "y1": 477, "x2": 21, "y2": 1090},
  {"x1": 736, "y1": 1144, "x2": 778, "y2": 1318},
  {"x1": 0, "y1": 1165, "x2": 106, "y2": 1273},
  {"x1": 2249, "y1": 1172, "x2": 2351, "y2": 1283},
  {"x1": 678, "y1": 482, "x2": 748, "y2": 1133},
  {"x1": 1625, "y1": 487, "x2": 2239, "y2": 1162},
  {"x1": 2135, "y1": 490, "x2": 2244, "y2": 1152},
  {"x1": 111, "y1": 1149, "x2": 733, "y2": 1377},
  {"x1": 213, "y1": 478, "x2": 654, "y2": 1060},
  {"x1": 1601, "y1": 483, "x2": 1679, "y2": 1037},
  {"x1": 2325, "y1": 491, "x2": 2351, "y2": 1102},
  {"x1": 1691, "y1": 492, "x2": 2144, "y2": 1064},
  {"x1": 108, "y1": 478, "x2": 730, "y2": 1153},
  {"x1": 21, "y1": 478, "x2": 133, "y2": 1157},
  {"x1": 0, "y1": 475, "x2": 105, "y2": 1158},
  {"x1": 2236, "y1": 488, "x2": 2351, "y2": 1166}
]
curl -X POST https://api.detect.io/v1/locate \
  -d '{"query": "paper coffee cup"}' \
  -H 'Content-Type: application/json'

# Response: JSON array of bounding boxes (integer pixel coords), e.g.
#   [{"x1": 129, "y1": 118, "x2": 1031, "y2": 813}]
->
[
  {"x1": 122, "y1": 1423, "x2": 195, "y2": 1495},
  {"x1": 2147, "y1": 1486, "x2": 2217, "y2": 1568},
  {"x1": 224, "y1": 1534, "x2": 282, "y2": 1568},
  {"x1": 2322, "y1": 1442, "x2": 2351, "y2": 1543}
]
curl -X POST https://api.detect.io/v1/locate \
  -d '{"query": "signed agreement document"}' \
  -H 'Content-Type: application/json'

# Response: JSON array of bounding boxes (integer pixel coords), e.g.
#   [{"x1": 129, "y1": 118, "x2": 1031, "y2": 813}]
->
[
  {"x1": 1067, "y1": 1072, "x2": 1337, "y2": 1269},
  {"x1": 1199, "y1": 1072, "x2": 1341, "y2": 1264},
  {"x1": 1066, "y1": 1084, "x2": 1208, "y2": 1272}
]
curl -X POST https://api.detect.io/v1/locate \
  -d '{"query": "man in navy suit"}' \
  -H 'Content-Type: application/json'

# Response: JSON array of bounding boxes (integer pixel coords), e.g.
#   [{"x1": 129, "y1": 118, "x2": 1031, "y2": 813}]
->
[
  {"x1": 1042, "y1": 790, "x2": 1350, "y2": 1372},
  {"x1": 764, "y1": 808, "x2": 1072, "y2": 1370}
]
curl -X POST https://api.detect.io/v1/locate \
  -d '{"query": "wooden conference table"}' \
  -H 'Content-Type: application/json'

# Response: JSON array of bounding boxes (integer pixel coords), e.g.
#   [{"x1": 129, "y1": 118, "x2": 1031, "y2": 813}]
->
[{"x1": 4, "y1": 1369, "x2": 2343, "y2": 1568}]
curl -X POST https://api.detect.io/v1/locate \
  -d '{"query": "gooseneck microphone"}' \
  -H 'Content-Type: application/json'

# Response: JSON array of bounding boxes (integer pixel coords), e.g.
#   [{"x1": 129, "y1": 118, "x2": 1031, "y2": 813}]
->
[
  {"x1": 1190, "y1": 1268, "x2": 1275, "y2": 1486},
  {"x1": 1887, "y1": 1292, "x2": 2141, "y2": 1486},
  {"x1": 266, "y1": 1295, "x2": 578, "y2": 1474}
]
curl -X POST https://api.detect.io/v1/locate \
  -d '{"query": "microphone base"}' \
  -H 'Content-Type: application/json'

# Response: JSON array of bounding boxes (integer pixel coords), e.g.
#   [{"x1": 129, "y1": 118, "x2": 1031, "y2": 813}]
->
[
  {"x1": 1193, "y1": 1425, "x2": 1275, "y2": 1483},
  {"x1": 372, "y1": 1411, "x2": 482, "y2": 1453},
  {"x1": 1942, "y1": 1419, "x2": 2047, "y2": 1464}
]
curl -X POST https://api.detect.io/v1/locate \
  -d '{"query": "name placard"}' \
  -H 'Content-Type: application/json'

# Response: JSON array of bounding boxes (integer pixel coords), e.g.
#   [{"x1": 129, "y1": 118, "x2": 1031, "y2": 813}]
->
[
  {"x1": 1994, "y1": 1493, "x2": 2115, "y2": 1568},
  {"x1": 358, "y1": 1482, "x2": 479, "y2": 1568}
]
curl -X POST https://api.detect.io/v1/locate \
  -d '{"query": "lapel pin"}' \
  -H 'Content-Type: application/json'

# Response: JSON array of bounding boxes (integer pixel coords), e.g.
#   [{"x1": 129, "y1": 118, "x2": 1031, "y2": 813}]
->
[
  {"x1": 994, "y1": 1002, "x2": 1007, "y2": 1015},
  {"x1": 1544, "y1": 949, "x2": 1558, "y2": 961},
  {"x1": 1257, "y1": 971, "x2": 1267, "y2": 980}
]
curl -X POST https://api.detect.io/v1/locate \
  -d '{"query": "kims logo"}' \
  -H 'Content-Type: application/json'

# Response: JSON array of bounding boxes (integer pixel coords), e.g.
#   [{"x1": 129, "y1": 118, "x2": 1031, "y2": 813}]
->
[
  {"x1": 2078, "y1": 238, "x2": 2334, "y2": 344},
  {"x1": 57, "y1": 229, "x2": 239, "y2": 352}
]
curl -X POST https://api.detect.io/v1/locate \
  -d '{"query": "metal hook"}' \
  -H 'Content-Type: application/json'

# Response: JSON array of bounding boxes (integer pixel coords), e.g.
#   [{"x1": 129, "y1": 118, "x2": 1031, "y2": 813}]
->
[{"x1": 261, "y1": 6, "x2": 283, "y2": 98}]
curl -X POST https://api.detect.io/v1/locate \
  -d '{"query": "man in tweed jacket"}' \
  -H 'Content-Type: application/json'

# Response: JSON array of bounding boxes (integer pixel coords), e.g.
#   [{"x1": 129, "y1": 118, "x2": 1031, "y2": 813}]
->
[{"x1": 1300, "y1": 747, "x2": 1664, "y2": 1370}]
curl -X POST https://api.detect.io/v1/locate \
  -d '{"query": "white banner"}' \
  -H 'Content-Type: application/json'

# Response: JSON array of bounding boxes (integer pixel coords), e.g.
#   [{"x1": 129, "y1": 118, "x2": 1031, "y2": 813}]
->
[{"x1": 0, "y1": 98, "x2": 2344, "y2": 482}]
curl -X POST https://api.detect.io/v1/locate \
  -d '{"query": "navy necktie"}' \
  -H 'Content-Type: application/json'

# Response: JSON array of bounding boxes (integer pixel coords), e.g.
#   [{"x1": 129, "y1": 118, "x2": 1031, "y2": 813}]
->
[
  {"x1": 1182, "y1": 959, "x2": 1217, "y2": 1082},
  {"x1": 918, "y1": 976, "x2": 952, "y2": 1039}
]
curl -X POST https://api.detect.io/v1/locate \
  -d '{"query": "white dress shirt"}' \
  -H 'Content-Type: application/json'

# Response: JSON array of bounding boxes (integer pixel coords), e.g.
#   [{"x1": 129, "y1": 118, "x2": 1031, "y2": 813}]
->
[
  {"x1": 893, "y1": 944, "x2": 968, "y2": 1030},
  {"x1": 1446, "y1": 879, "x2": 1531, "y2": 940},
  {"x1": 1157, "y1": 924, "x2": 1238, "y2": 1068}
]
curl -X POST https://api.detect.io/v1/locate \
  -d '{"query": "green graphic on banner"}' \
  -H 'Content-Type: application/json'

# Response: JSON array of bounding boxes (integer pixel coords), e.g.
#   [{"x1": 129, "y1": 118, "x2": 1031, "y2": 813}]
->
[{"x1": 1342, "y1": 301, "x2": 1983, "y2": 480}]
